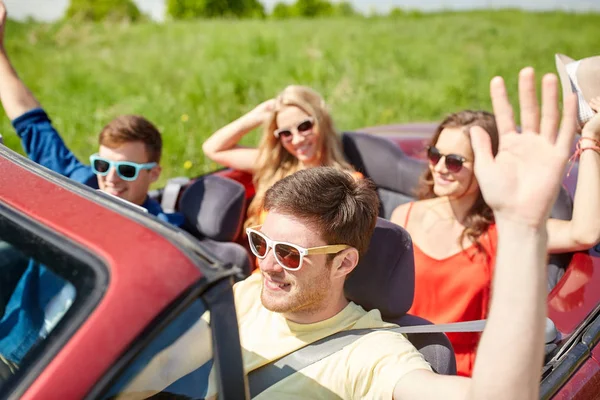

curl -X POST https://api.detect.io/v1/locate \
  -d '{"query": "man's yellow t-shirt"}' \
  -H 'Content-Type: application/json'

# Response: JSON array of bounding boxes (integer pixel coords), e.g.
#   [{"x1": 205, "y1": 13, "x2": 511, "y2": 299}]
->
[{"x1": 209, "y1": 273, "x2": 432, "y2": 399}]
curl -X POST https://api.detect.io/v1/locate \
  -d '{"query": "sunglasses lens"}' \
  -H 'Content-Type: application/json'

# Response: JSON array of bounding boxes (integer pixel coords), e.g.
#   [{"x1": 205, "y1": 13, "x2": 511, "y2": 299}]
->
[
  {"x1": 427, "y1": 147, "x2": 442, "y2": 165},
  {"x1": 297, "y1": 119, "x2": 314, "y2": 133},
  {"x1": 92, "y1": 159, "x2": 110, "y2": 174},
  {"x1": 278, "y1": 130, "x2": 293, "y2": 141},
  {"x1": 274, "y1": 244, "x2": 301, "y2": 270},
  {"x1": 249, "y1": 232, "x2": 268, "y2": 257},
  {"x1": 118, "y1": 164, "x2": 137, "y2": 179},
  {"x1": 445, "y1": 156, "x2": 464, "y2": 173}
]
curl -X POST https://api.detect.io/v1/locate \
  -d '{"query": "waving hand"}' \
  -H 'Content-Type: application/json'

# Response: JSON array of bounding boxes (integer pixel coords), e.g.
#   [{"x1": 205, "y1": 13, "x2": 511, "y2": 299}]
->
[{"x1": 470, "y1": 67, "x2": 578, "y2": 227}]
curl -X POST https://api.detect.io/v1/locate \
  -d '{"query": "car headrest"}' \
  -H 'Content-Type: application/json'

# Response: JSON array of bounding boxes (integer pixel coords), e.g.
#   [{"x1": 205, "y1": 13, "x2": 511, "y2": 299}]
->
[
  {"x1": 551, "y1": 185, "x2": 573, "y2": 220},
  {"x1": 342, "y1": 131, "x2": 426, "y2": 196},
  {"x1": 345, "y1": 217, "x2": 414, "y2": 319},
  {"x1": 178, "y1": 175, "x2": 246, "y2": 242}
]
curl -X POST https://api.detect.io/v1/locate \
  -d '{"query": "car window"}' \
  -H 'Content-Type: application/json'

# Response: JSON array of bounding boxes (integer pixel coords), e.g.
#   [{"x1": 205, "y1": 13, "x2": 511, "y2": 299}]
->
[
  {"x1": 101, "y1": 298, "x2": 215, "y2": 400},
  {"x1": 0, "y1": 245, "x2": 75, "y2": 384},
  {"x1": 0, "y1": 208, "x2": 105, "y2": 397},
  {"x1": 0, "y1": 239, "x2": 76, "y2": 364},
  {"x1": 0, "y1": 239, "x2": 77, "y2": 383}
]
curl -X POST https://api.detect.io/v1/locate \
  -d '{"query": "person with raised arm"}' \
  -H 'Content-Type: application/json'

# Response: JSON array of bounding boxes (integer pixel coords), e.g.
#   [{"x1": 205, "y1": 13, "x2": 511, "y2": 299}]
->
[
  {"x1": 390, "y1": 67, "x2": 600, "y2": 376},
  {"x1": 112, "y1": 68, "x2": 579, "y2": 400},
  {"x1": 0, "y1": 1, "x2": 179, "y2": 223},
  {"x1": 202, "y1": 85, "x2": 362, "y2": 230}
]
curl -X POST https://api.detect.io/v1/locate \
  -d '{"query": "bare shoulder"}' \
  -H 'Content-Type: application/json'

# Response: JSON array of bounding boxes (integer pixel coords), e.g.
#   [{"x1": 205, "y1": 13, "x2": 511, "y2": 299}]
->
[
  {"x1": 390, "y1": 202, "x2": 412, "y2": 227},
  {"x1": 391, "y1": 198, "x2": 443, "y2": 230}
]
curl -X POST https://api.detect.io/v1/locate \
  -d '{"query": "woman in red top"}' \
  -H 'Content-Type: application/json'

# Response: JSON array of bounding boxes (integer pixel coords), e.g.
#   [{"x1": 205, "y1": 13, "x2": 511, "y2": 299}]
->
[{"x1": 391, "y1": 79, "x2": 600, "y2": 377}]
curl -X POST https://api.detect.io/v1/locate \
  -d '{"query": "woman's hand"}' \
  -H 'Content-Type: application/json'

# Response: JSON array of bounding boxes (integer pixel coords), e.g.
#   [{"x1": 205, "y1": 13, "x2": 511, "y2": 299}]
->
[
  {"x1": 582, "y1": 97, "x2": 600, "y2": 140},
  {"x1": 201, "y1": 99, "x2": 276, "y2": 172},
  {"x1": 249, "y1": 98, "x2": 277, "y2": 125}
]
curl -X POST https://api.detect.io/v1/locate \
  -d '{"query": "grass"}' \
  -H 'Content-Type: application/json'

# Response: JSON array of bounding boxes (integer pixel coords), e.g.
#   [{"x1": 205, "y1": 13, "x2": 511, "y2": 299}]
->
[{"x1": 1, "y1": 11, "x2": 599, "y2": 187}]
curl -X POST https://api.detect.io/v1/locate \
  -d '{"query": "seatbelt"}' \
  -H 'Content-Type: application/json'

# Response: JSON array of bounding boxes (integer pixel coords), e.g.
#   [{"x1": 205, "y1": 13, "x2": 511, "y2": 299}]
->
[
  {"x1": 248, "y1": 318, "x2": 557, "y2": 397},
  {"x1": 160, "y1": 177, "x2": 190, "y2": 213}
]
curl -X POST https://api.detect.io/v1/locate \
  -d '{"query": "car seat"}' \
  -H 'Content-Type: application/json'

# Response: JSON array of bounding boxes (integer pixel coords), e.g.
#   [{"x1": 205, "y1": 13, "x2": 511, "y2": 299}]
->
[
  {"x1": 345, "y1": 217, "x2": 457, "y2": 374},
  {"x1": 178, "y1": 175, "x2": 251, "y2": 276}
]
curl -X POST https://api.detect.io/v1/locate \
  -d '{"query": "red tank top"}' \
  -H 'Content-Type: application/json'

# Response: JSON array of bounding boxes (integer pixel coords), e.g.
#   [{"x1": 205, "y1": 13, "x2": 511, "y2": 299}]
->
[{"x1": 404, "y1": 202, "x2": 497, "y2": 377}]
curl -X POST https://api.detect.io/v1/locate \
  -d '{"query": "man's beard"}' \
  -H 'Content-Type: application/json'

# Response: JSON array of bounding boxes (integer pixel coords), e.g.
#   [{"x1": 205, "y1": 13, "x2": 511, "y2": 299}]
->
[{"x1": 260, "y1": 266, "x2": 332, "y2": 315}]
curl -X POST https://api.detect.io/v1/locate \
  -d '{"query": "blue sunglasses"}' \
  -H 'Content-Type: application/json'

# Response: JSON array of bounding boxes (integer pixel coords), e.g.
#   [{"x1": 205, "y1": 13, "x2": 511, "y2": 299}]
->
[{"x1": 89, "y1": 154, "x2": 157, "y2": 181}]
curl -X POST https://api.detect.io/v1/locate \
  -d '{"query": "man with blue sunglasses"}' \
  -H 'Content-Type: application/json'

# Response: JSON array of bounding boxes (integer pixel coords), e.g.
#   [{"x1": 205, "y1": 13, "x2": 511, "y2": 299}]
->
[
  {"x1": 0, "y1": 2, "x2": 183, "y2": 374},
  {"x1": 0, "y1": 96, "x2": 180, "y2": 224},
  {"x1": 0, "y1": 10, "x2": 179, "y2": 225}
]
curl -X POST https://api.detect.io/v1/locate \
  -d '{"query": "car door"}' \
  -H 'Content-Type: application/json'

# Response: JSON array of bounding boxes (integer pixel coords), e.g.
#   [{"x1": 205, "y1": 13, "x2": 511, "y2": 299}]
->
[
  {"x1": 0, "y1": 147, "x2": 247, "y2": 399},
  {"x1": 542, "y1": 248, "x2": 600, "y2": 399}
]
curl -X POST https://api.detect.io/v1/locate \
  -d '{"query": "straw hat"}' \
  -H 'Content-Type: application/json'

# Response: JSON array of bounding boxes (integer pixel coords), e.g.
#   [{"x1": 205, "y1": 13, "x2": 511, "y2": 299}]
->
[{"x1": 555, "y1": 53, "x2": 600, "y2": 126}]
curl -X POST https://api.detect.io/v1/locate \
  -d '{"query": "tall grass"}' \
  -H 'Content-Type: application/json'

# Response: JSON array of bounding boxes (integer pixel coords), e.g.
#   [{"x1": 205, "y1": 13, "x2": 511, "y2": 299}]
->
[{"x1": 1, "y1": 11, "x2": 599, "y2": 186}]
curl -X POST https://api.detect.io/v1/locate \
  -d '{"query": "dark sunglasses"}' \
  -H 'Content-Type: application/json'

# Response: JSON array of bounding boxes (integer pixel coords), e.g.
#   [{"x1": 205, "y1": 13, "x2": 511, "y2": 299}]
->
[
  {"x1": 246, "y1": 226, "x2": 348, "y2": 271},
  {"x1": 426, "y1": 146, "x2": 471, "y2": 173},
  {"x1": 273, "y1": 118, "x2": 315, "y2": 142},
  {"x1": 89, "y1": 154, "x2": 157, "y2": 181}
]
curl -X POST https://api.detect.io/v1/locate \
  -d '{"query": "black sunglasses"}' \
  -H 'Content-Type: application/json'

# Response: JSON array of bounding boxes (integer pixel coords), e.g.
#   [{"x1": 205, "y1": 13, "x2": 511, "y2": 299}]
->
[
  {"x1": 426, "y1": 146, "x2": 470, "y2": 173},
  {"x1": 273, "y1": 118, "x2": 315, "y2": 142},
  {"x1": 89, "y1": 154, "x2": 157, "y2": 181}
]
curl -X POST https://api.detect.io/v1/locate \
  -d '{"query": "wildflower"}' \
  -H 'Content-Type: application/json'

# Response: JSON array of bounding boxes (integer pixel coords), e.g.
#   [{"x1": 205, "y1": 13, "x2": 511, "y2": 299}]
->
[
  {"x1": 181, "y1": 114, "x2": 189, "y2": 122},
  {"x1": 184, "y1": 160, "x2": 193, "y2": 170}
]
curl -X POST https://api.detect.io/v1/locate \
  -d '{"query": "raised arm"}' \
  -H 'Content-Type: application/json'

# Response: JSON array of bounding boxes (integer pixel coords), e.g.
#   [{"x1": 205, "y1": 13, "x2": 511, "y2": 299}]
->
[
  {"x1": 0, "y1": 2, "x2": 92, "y2": 183},
  {"x1": 202, "y1": 99, "x2": 275, "y2": 173},
  {"x1": 546, "y1": 103, "x2": 600, "y2": 253},
  {"x1": 0, "y1": 1, "x2": 40, "y2": 120},
  {"x1": 393, "y1": 68, "x2": 577, "y2": 400}
]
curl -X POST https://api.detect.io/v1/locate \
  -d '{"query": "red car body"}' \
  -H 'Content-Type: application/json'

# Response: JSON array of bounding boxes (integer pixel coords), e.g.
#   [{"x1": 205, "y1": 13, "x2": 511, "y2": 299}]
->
[
  {"x1": 0, "y1": 122, "x2": 598, "y2": 399},
  {"x1": 0, "y1": 148, "x2": 246, "y2": 399}
]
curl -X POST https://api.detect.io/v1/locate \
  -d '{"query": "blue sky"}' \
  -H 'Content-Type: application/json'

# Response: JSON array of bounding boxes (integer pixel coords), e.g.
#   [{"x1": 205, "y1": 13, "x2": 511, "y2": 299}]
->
[{"x1": 5, "y1": 0, "x2": 600, "y2": 21}]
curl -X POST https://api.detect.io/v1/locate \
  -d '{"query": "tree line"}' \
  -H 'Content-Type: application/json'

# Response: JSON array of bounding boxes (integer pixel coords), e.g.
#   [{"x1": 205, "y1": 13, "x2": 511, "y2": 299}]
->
[{"x1": 65, "y1": 0, "x2": 421, "y2": 22}]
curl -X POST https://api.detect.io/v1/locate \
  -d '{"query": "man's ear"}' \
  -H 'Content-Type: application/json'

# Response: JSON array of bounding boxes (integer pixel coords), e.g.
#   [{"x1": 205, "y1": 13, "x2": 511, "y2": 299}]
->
[
  {"x1": 149, "y1": 164, "x2": 162, "y2": 183},
  {"x1": 332, "y1": 248, "x2": 359, "y2": 280}
]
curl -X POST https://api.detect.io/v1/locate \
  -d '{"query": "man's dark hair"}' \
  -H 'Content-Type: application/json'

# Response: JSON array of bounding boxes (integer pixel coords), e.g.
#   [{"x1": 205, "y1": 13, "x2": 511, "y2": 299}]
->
[
  {"x1": 98, "y1": 115, "x2": 162, "y2": 163},
  {"x1": 264, "y1": 167, "x2": 379, "y2": 255}
]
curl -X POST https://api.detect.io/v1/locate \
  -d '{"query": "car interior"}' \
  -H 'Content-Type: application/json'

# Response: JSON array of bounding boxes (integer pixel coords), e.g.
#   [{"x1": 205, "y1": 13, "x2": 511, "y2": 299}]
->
[
  {"x1": 345, "y1": 217, "x2": 456, "y2": 374},
  {"x1": 148, "y1": 129, "x2": 579, "y2": 374}
]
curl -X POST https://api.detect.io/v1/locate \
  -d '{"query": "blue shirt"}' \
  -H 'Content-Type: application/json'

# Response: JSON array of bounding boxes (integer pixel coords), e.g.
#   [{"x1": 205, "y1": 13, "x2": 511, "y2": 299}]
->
[{"x1": 0, "y1": 109, "x2": 184, "y2": 364}]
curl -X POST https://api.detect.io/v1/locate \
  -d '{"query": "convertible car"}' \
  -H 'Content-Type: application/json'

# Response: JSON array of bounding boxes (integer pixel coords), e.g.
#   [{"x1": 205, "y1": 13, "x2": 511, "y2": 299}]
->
[{"x1": 0, "y1": 125, "x2": 598, "y2": 399}]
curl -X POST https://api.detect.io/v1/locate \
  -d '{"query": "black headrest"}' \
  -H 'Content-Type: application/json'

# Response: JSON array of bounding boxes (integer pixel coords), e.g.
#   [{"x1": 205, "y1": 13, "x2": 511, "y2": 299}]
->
[
  {"x1": 342, "y1": 131, "x2": 426, "y2": 196},
  {"x1": 179, "y1": 175, "x2": 246, "y2": 242},
  {"x1": 345, "y1": 218, "x2": 414, "y2": 318}
]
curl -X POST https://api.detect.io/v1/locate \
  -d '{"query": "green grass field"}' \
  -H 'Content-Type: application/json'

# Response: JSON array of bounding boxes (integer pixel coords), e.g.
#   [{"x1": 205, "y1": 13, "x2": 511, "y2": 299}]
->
[{"x1": 1, "y1": 11, "x2": 599, "y2": 186}]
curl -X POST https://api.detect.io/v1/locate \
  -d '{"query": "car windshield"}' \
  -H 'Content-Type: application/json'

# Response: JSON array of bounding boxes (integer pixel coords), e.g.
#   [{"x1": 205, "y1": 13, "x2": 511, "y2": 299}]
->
[{"x1": 102, "y1": 299, "x2": 214, "y2": 400}]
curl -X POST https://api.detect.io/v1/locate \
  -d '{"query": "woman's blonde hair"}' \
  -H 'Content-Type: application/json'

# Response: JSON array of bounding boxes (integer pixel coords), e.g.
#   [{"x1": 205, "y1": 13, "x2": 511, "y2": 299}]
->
[{"x1": 245, "y1": 85, "x2": 352, "y2": 228}]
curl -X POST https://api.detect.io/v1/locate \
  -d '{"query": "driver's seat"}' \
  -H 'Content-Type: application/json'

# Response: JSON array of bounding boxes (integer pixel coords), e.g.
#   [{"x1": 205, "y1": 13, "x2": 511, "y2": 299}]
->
[{"x1": 345, "y1": 217, "x2": 457, "y2": 375}]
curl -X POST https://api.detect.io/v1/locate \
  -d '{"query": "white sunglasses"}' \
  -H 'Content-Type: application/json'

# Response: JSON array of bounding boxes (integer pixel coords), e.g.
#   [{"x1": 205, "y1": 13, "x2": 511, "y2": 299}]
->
[
  {"x1": 273, "y1": 118, "x2": 315, "y2": 142},
  {"x1": 246, "y1": 226, "x2": 349, "y2": 271}
]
